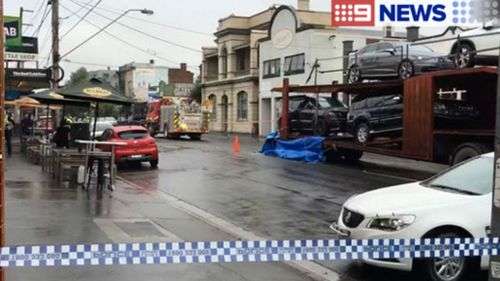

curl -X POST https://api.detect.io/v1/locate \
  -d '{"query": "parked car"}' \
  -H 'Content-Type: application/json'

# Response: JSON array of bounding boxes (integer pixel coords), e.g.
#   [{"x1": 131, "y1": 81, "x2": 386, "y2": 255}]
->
[
  {"x1": 448, "y1": 22, "x2": 500, "y2": 68},
  {"x1": 330, "y1": 153, "x2": 493, "y2": 281},
  {"x1": 347, "y1": 94, "x2": 479, "y2": 144},
  {"x1": 348, "y1": 42, "x2": 456, "y2": 83},
  {"x1": 92, "y1": 121, "x2": 114, "y2": 139},
  {"x1": 98, "y1": 126, "x2": 159, "y2": 168},
  {"x1": 278, "y1": 95, "x2": 348, "y2": 137}
]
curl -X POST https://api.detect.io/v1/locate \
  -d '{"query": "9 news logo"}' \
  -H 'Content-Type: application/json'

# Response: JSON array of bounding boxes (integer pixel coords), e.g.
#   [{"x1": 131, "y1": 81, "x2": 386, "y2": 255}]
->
[{"x1": 332, "y1": 0, "x2": 375, "y2": 26}]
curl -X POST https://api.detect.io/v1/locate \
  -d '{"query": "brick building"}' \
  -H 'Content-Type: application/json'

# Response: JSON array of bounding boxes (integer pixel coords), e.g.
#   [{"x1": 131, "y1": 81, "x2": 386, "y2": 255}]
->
[{"x1": 167, "y1": 63, "x2": 195, "y2": 97}]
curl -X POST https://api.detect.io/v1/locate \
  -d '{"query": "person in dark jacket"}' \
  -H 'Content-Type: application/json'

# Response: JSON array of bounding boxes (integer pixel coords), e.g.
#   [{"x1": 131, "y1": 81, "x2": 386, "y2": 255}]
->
[
  {"x1": 54, "y1": 119, "x2": 71, "y2": 148},
  {"x1": 21, "y1": 114, "x2": 34, "y2": 135},
  {"x1": 5, "y1": 113, "x2": 15, "y2": 157}
]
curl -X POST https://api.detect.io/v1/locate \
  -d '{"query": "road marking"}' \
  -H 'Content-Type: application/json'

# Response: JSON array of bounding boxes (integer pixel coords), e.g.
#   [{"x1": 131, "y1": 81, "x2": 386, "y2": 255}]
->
[
  {"x1": 117, "y1": 176, "x2": 340, "y2": 281},
  {"x1": 94, "y1": 218, "x2": 182, "y2": 243}
]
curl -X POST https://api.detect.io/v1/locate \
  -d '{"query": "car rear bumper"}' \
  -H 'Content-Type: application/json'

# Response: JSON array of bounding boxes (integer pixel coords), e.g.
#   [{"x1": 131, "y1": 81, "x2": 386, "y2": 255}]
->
[
  {"x1": 117, "y1": 154, "x2": 155, "y2": 163},
  {"x1": 116, "y1": 147, "x2": 158, "y2": 163}
]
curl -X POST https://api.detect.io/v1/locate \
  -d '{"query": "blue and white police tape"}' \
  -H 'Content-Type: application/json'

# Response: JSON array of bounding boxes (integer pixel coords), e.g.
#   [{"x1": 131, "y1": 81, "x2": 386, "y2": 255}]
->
[{"x1": 1, "y1": 238, "x2": 499, "y2": 268}]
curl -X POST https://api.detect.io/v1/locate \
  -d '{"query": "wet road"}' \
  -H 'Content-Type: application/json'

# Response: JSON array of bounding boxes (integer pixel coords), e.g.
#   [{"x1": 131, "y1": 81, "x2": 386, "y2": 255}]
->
[{"x1": 117, "y1": 134, "x2": 443, "y2": 281}]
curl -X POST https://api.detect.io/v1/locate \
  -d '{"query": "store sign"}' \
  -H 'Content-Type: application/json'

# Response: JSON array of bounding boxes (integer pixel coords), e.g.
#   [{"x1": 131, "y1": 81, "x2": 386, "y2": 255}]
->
[
  {"x1": 4, "y1": 16, "x2": 22, "y2": 48},
  {"x1": 5, "y1": 52, "x2": 38, "y2": 61},
  {"x1": 6, "y1": 36, "x2": 38, "y2": 54},
  {"x1": 83, "y1": 87, "x2": 112, "y2": 98},
  {"x1": 272, "y1": 29, "x2": 294, "y2": 49},
  {"x1": 5, "y1": 68, "x2": 51, "y2": 82}
]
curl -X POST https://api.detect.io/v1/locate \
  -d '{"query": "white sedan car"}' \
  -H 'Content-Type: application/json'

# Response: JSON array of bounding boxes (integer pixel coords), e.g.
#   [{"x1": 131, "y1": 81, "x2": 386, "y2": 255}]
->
[{"x1": 331, "y1": 153, "x2": 493, "y2": 281}]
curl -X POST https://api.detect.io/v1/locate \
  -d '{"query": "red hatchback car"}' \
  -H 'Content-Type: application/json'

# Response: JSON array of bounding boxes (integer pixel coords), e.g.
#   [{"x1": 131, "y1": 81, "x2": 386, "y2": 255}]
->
[{"x1": 99, "y1": 126, "x2": 159, "y2": 168}]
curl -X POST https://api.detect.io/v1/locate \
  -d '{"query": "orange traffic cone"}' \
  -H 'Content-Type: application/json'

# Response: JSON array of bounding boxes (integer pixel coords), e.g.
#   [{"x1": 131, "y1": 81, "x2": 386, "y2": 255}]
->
[{"x1": 233, "y1": 135, "x2": 240, "y2": 153}]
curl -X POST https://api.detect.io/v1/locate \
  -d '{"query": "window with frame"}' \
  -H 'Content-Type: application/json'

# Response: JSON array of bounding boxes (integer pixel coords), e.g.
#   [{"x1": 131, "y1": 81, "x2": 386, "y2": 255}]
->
[
  {"x1": 237, "y1": 92, "x2": 248, "y2": 120},
  {"x1": 284, "y1": 54, "x2": 305, "y2": 76},
  {"x1": 263, "y1": 59, "x2": 281, "y2": 78},
  {"x1": 209, "y1": 94, "x2": 217, "y2": 121}
]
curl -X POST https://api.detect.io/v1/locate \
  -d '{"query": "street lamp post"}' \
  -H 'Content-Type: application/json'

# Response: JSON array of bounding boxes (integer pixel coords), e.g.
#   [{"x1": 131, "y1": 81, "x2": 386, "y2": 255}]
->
[{"x1": 59, "y1": 8, "x2": 154, "y2": 60}]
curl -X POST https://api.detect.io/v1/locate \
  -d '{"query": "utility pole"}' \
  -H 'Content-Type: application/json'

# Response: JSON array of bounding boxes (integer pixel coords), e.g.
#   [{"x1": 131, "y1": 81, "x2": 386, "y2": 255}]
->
[
  {"x1": 489, "y1": 43, "x2": 500, "y2": 281},
  {"x1": 50, "y1": 0, "x2": 60, "y2": 88}
]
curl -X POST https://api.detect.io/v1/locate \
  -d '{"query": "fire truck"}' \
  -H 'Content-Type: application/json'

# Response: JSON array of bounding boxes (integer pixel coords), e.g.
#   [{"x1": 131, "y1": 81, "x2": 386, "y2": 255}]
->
[{"x1": 146, "y1": 97, "x2": 211, "y2": 140}]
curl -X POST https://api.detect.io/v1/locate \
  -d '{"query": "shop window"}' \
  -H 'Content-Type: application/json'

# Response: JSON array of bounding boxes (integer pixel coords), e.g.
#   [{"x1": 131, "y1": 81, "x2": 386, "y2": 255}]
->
[
  {"x1": 263, "y1": 58, "x2": 281, "y2": 78},
  {"x1": 284, "y1": 53, "x2": 305, "y2": 76}
]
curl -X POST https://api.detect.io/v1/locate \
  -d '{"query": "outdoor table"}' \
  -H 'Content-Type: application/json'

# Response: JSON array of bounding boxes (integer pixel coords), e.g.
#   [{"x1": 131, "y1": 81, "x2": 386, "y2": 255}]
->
[
  {"x1": 51, "y1": 148, "x2": 86, "y2": 180},
  {"x1": 75, "y1": 140, "x2": 127, "y2": 191}
]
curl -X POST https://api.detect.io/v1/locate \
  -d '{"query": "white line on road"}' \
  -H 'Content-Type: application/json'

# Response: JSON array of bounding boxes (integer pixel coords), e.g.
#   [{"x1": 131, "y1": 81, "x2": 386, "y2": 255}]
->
[{"x1": 117, "y1": 176, "x2": 340, "y2": 281}]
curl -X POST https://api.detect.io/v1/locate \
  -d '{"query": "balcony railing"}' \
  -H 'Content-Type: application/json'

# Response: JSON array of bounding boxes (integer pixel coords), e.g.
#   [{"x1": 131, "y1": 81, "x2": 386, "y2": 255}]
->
[
  {"x1": 236, "y1": 69, "x2": 250, "y2": 77},
  {"x1": 205, "y1": 75, "x2": 218, "y2": 82}
]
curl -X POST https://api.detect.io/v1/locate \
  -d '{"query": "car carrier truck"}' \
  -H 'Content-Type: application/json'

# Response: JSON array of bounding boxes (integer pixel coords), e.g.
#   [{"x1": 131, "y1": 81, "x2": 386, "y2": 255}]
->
[{"x1": 274, "y1": 67, "x2": 497, "y2": 165}]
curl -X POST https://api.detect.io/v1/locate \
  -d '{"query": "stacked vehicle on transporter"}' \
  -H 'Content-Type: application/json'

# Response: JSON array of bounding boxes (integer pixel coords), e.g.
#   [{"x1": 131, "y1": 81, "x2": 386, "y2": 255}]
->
[{"x1": 146, "y1": 97, "x2": 210, "y2": 140}]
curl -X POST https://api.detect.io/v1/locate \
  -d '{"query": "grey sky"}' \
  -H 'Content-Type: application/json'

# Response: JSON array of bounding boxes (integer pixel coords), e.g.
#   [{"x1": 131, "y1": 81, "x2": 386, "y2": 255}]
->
[
  {"x1": 4, "y1": 0, "x2": 330, "y2": 78},
  {"x1": 6, "y1": 0, "x2": 445, "y2": 81}
]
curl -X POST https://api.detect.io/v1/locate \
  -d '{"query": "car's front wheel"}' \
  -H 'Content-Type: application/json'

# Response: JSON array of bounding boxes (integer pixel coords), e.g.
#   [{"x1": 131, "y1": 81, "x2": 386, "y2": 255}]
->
[
  {"x1": 421, "y1": 232, "x2": 475, "y2": 281},
  {"x1": 354, "y1": 122, "x2": 371, "y2": 144}
]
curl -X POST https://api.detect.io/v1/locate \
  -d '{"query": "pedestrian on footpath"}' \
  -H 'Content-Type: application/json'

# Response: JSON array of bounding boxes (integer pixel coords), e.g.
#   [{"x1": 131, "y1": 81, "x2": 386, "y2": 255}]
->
[
  {"x1": 21, "y1": 113, "x2": 34, "y2": 136},
  {"x1": 5, "y1": 113, "x2": 15, "y2": 157},
  {"x1": 53, "y1": 119, "x2": 71, "y2": 148}
]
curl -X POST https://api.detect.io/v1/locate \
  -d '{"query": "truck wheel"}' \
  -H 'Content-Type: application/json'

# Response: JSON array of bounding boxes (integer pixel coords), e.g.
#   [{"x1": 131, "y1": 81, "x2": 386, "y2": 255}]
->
[
  {"x1": 190, "y1": 134, "x2": 202, "y2": 141},
  {"x1": 341, "y1": 149, "x2": 363, "y2": 163},
  {"x1": 354, "y1": 122, "x2": 371, "y2": 144},
  {"x1": 451, "y1": 143, "x2": 489, "y2": 165}
]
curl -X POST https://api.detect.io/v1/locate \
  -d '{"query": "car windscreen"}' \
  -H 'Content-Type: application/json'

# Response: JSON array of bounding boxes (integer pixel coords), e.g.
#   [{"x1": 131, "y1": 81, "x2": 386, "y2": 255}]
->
[
  {"x1": 96, "y1": 123, "x2": 113, "y2": 132},
  {"x1": 422, "y1": 156, "x2": 493, "y2": 195},
  {"x1": 409, "y1": 44, "x2": 434, "y2": 53},
  {"x1": 118, "y1": 130, "x2": 149, "y2": 140},
  {"x1": 325, "y1": 98, "x2": 346, "y2": 108}
]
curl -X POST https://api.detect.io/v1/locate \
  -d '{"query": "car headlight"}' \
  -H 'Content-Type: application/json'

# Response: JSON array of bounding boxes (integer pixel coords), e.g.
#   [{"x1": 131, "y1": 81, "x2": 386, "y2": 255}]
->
[{"x1": 368, "y1": 215, "x2": 416, "y2": 231}]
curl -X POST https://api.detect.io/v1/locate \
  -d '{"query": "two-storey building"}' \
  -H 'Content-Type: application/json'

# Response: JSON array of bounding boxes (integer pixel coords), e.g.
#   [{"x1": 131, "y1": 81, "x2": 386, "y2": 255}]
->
[{"x1": 201, "y1": 7, "x2": 276, "y2": 134}]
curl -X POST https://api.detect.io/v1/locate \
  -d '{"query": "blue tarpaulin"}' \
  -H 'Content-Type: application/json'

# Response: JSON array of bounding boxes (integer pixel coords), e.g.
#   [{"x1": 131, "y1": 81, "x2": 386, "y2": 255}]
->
[{"x1": 260, "y1": 132, "x2": 325, "y2": 163}]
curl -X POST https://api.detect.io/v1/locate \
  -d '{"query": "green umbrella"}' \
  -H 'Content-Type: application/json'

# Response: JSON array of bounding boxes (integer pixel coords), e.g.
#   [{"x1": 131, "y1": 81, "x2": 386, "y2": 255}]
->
[
  {"x1": 30, "y1": 89, "x2": 92, "y2": 106},
  {"x1": 30, "y1": 89, "x2": 91, "y2": 136},
  {"x1": 57, "y1": 78, "x2": 133, "y2": 138},
  {"x1": 58, "y1": 78, "x2": 132, "y2": 105}
]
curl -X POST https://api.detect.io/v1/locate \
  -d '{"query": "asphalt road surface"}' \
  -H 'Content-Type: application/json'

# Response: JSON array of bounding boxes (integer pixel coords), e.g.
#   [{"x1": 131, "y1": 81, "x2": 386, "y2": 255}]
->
[{"x1": 116, "y1": 133, "x2": 450, "y2": 281}]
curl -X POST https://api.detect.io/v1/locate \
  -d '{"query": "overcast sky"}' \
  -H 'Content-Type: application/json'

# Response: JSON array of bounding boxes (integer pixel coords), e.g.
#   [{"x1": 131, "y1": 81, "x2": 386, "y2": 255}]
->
[
  {"x1": 5, "y1": 0, "x2": 333, "y2": 79},
  {"x1": 6, "y1": 0, "x2": 445, "y2": 81}
]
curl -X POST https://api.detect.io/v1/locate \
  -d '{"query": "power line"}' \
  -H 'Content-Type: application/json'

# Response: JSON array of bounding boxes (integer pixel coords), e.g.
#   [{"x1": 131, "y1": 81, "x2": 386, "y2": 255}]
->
[
  {"x1": 24, "y1": 0, "x2": 45, "y2": 33},
  {"x1": 69, "y1": 0, "x2": 202, "y2": 53},
  {"x1": 60, "y1": 0, "x2": 93, "y2": 20},
  {"x1": 32, "y1": 2, "x2": 51, "y2": 37},
  {"x1": 61, "y1": 0, "x2": 102, "y2": 39},
  {"x1": 58, "y1": 3, "x2": 198, "y2": 71},
  {"x1": 72, "y1": 0, "x2": 212, "y2": 37}
]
